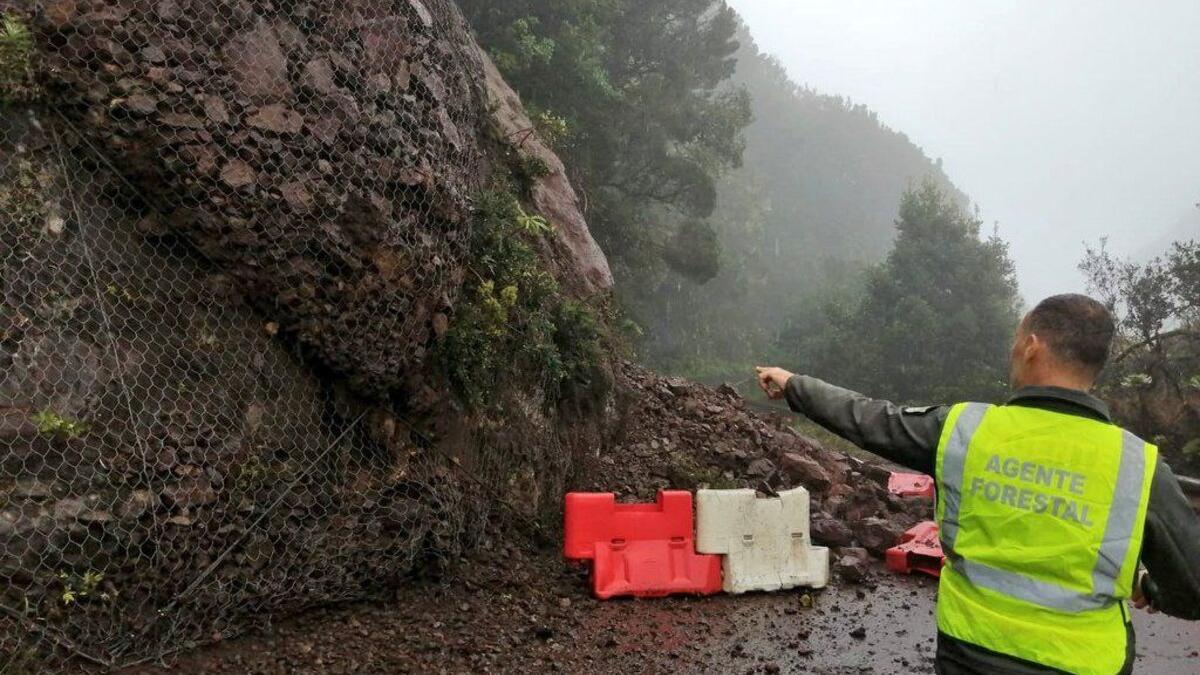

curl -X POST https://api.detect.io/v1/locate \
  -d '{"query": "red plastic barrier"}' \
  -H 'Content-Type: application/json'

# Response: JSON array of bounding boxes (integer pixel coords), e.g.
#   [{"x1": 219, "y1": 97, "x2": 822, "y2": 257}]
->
[
  {"x1": 886, "y1": 521, "x2": 945, "y2": 578},
  {"x1": 888, "y1": 472, "x2": 935, "y2": 499},
  {"x1": 564, "y1": 491, "x2": 722, "y2": 599}
]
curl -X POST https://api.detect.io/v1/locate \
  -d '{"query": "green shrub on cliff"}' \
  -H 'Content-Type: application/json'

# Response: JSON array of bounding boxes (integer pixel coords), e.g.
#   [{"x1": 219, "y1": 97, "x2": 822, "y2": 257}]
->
[
  {"x1": 437, "y1": 191, "x2": 607, "y2": 409},
  {"x1": 1, "y1": 13, "x2": 38, "y2": 104}
]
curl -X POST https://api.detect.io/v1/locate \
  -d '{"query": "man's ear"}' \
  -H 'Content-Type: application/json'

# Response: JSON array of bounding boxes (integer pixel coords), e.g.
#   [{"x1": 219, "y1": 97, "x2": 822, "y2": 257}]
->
[{"x1": 1023, "y1": 332, "x2": 1044, "y2": 362}]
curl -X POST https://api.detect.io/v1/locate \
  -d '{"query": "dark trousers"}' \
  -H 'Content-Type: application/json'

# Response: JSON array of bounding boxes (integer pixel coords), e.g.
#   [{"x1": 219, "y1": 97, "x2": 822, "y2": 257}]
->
[{"x1": 934, "y1": 628, "x2": 1135, "y2": 675}]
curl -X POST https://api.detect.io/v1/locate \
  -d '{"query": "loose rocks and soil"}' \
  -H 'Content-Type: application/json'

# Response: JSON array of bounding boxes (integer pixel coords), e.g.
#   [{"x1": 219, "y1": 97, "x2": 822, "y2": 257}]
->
[
  {"x1": 123, "y1": 368, "x2": 1200, "y2": 674},
  {"x1": 586, "y1": 364, "x2": 929, "y2": 557},
  {"x1": 6, "y1": 2, "x2": 1191, "y2": 673}
]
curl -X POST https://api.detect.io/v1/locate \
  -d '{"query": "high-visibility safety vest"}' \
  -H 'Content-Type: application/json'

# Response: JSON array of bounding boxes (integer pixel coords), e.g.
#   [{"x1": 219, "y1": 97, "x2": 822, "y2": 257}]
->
[{"x1": 934, "y1": 402, "x2": 1157, "y2": 675}]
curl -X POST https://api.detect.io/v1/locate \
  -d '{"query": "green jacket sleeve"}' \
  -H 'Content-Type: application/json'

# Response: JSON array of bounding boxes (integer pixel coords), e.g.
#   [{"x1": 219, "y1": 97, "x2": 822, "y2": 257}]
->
[
  {"x1": 783, "y1": 374, "x2": 949, "y2": 476},
  {"x1": 1139, "y1": 459, "x2": 1200, "y2": 619}
]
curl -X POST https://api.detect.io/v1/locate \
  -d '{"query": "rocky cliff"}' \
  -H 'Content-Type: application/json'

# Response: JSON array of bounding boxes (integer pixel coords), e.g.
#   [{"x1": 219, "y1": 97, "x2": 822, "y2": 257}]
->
[
  {"x1": 1, "y1": 0, "x2": 614, "y2": 667},
  {"x1": 26, "y1": 0, "x2": 610, "y2": 399}
]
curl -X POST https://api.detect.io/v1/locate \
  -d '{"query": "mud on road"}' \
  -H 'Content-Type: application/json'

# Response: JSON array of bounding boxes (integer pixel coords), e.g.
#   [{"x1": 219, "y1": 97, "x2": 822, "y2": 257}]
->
[
  {"x1": 124, "y1": 367, "x2": 1200, "y2": 674},
  {"x1": 128, "y1": 538, "x2": 1199, "y2": 674}
]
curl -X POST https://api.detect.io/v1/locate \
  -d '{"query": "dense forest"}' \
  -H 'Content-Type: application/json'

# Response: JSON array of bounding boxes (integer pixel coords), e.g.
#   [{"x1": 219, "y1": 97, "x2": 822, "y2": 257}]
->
[
  {"x1": 635, "y1": 26, "x2": 972, "y2": 380},
  {"x1": 457, "y1": 0, "x2": 1198, "y2": 466},
  {"x1": 458, "y1": 1, "x2": 999, "y2": 390}
]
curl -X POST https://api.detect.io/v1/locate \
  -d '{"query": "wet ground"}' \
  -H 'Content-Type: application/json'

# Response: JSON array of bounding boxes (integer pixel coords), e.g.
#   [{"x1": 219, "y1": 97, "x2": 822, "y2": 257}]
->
[
  {"x1": 127, "y1": 541, "x2": 1200, "y2": 674},
  {"x1": 119, "y1": 373, "x2": 1200, "y2": 673}
]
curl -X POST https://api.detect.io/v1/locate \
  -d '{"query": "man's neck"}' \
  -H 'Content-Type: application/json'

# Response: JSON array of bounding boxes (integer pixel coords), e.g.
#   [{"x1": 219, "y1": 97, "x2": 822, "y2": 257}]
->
[{"x1": 1016, "y1": 375, "x2": 1093, "y2": 393}]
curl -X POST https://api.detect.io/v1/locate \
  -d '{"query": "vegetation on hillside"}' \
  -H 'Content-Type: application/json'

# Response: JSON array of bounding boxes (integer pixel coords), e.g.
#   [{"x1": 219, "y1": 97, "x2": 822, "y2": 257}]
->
[
  {"x1": 1082, "y1": 238, "x2": 1200, "y2": 469},
  {"x1": 794, "y1": 180, "x2": 1021, "y2": 404},
  {"x1": 460, "y1": 1, "x2": 1181, "y2": 445},
  {"x1": 458, "y1": 0, "x2": 752, "y2": 284},
  {"x1": 436, "y1": 189, "x2": 610, "y2": 410},
  {"x1": 0, "y1": 13, "x2": 38, "y2": 103},
  {"x1": 460, "y1": 5, "x2": 974, "y2": 388}
]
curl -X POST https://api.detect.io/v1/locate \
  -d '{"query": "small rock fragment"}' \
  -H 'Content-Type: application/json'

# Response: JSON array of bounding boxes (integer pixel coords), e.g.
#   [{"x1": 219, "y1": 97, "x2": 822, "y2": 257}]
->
[
  {"x1": 302, "y1": 58, "x2": 338, "y2": 95},
  {"x1": 853, "y1": 516, "x2": 907, "y2": 556},
  {"x1": 53, "y1": 497, "x2": 87, "y2": 521},
  {"x1": 119, "y1": 93, "x2": 158, "y2": 115},
  {"x1": 45, "y1": 213, "x2": 66, "y2": 236},
  {"x1": 746, "y1": 458, "x2": 775, "y2": 479},
  {"x1": 223, "y1": 20, "x2": 292, "y2": 101},
  {"x1": 0, "y1": 513, "x2": 16, "y2": 538},
  {"x1": 779, "y1": 452, "x2": 833, "y2": 492},
  {"x1": 79, "y1": 509, "x2": 112, "y2": 525},
  {"x1": 812, "y1": 514, "x2": 855, "y2": 547},
  {"x1": 665, "y1": 377, "x2": 690, "y2": 396},
  {"x1": 247, "y1": 104, "x2": 305, "y2": 134},
  {"x1": 44, "y1": 0, "x2": 78, "y2": 27},
  {"x1": 835, "y1": 547, "x2": 872, "y2": 583},
  {"x1": 156, "y1": 0, "x2": 181, "y2": 21},
  {"x1": 119, "y1": 490, "x2": 159, "y2": 520},
  {"x1": 163, "y1": 478, "x2": 217, "y2": 509},
  {"x1": 280, "y1": 182, "x2": 313, "y2": 212},
  {"x1": 203, "y1": 96, "x2": 230, "y2": 125},
  {"x1": 220, "y1": 160, "x2": 255, "y2": 189},
  {"x1": 408, "y1": 0, "x2": 434, "y2": 28},
  {"x1": 140, "y1": 45, "x2": 166, "y2": 64},
  {"x1": 160, "y1": 112, "x2": 204, "y2": 129},
  {"x1": 11, "y1": 479, "x2": 52, "y2": 500}
]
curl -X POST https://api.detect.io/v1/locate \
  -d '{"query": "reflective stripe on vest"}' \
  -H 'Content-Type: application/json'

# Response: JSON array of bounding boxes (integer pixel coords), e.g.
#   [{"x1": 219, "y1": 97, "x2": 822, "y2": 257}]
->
[{"x1": 939, "y1": 404, "x2": 1148, "y2": 612}]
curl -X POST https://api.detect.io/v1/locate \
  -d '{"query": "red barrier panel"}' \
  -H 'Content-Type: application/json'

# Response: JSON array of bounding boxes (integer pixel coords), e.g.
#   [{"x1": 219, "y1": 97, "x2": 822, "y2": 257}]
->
[
  {"x1": 885, "y1": 521, "x2": 945, "y2": 578},
  {"x1": 888, "y1": 472, "x2": 935, "y2": 499},
  {"x1": 564, "y1": 491, "x2": 722, "y2": 599}
]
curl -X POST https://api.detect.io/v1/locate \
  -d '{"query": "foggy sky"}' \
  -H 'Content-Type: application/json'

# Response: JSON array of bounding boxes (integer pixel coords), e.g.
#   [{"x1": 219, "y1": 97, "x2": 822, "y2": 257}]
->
[{"x1": 727, "y1": 0, "x2": 1200, "y2": 304}]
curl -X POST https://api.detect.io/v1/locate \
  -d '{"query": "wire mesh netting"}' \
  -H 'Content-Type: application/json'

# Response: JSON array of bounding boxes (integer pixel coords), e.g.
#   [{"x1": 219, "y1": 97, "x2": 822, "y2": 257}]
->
[{"x1": 0, "y1": 0, "x2": 525, "y2": 669}]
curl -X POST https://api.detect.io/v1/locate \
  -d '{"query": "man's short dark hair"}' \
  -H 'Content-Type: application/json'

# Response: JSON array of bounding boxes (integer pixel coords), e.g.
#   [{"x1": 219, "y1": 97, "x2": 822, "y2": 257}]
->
[{"x1": 1025, "y1": 294, "x2": 1115, "y2": 375}]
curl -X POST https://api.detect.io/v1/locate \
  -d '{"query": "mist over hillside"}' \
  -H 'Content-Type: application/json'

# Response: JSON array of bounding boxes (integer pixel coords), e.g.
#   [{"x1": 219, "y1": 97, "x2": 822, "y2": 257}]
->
[
  {"x1": 637, "y1": 22, "x2": 968, "y2": 377},
  {"x1": 734, "y1": 26, "x2": 968, "y2": 264}
]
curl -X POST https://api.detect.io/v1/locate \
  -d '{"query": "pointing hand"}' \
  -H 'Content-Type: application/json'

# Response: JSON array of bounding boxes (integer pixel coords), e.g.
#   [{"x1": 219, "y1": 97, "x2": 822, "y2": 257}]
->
[{"x1": 755, "y1": 366, "x2": 794, "y2": 401}]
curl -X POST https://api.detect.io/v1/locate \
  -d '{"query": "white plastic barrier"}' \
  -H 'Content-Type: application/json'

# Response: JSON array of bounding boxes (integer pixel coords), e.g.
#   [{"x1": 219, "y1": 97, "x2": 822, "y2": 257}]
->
[{"x1": 696, "y1": 487, "x2": 830, "y2": 594}]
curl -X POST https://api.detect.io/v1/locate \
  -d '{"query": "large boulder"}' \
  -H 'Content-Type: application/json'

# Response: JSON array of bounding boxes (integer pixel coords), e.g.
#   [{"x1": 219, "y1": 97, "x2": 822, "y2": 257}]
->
[
  {"x1": 3, "y1": 0, "x2": 618, "y2": 666},
  {"x1": 31, "y1": 0, "x2": 493, "y2": 397}
]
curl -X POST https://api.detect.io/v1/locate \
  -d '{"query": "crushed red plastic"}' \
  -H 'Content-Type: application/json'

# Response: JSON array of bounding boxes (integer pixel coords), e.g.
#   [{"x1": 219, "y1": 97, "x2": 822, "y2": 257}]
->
[
  {"x1": 563, "y1": 490, "x2": 722, "y2": 599},
  {"x1": 885, "y1": 521, "x2": 945, "y2": 578},
  {"x1": 888, "y1": 472, "x2": 936, "y2": 499}
]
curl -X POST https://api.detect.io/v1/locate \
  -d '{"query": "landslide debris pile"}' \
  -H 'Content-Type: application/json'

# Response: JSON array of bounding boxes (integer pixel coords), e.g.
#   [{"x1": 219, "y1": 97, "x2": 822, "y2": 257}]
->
[{"x1": 591, "y1": 364, "x2": 931, "y2": 558}]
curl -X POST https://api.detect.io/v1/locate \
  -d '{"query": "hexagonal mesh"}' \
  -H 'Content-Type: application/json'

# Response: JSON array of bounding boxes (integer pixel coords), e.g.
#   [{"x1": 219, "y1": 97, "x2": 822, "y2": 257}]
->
[{"x1": 0, "y1": 0, "x2": 511, "y2": 669}]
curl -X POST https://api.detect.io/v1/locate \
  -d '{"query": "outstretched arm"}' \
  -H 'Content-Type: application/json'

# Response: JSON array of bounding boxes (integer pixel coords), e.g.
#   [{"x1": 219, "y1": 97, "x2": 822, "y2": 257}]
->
[{"x1": 756, "y1": 367, "x2": 948, "y2": 476}]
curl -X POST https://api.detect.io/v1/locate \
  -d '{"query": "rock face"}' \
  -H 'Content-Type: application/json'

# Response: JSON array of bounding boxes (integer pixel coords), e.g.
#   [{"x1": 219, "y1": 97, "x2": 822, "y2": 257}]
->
[
  {"x1": 32, "y1": 0, "x2": 493, "y2": 397},
  {"x1": 3, "y1": 1, "x2": 616, "y2": 668},
  {"x1": 3, "y1": 102, "x2": 569, "y2": 670},
  {"x1": 480, "y1": 50, "x2": 614, "y2": 294}
]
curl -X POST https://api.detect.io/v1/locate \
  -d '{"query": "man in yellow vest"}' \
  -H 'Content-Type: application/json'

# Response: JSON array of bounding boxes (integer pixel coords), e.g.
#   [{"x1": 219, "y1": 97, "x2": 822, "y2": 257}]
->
[{"x1": 756, "y1": 294, "x2": 1200, "y2": 674}]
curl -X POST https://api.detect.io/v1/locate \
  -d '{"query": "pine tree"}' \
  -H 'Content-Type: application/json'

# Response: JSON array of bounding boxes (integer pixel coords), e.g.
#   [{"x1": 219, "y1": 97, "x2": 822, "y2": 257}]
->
[{"x1": 814, "y1": 179, "x2": 1022, "y2": 403}]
